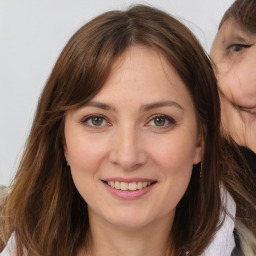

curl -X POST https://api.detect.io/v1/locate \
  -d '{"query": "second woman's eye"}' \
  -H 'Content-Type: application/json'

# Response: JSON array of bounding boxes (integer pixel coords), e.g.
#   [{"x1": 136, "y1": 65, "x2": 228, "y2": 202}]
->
[
  {"x1": 227, "y1": 43, "x2": 251, "y2": 53},
  {"x1": 81, "y1": 115, "x2": 108, "y2": 128}
]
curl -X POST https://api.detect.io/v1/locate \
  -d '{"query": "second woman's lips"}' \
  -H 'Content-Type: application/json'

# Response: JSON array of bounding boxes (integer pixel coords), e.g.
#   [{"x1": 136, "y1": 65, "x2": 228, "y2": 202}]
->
[{"x1": 237, "y1": 105, "x2": 256, "y2": 114}]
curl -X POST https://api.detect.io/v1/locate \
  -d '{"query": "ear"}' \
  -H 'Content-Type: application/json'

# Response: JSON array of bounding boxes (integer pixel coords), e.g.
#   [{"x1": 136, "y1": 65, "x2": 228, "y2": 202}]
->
[
  {"x1": 193, "y1": 130, "x2": 205, "y2": 165},
  {"x1": 63, "y1": 140, "x2": 70, "y2": 164}
]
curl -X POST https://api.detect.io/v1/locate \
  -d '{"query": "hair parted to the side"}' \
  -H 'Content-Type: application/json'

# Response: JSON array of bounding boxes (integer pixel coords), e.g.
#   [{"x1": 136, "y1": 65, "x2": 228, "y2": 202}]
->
[
  {"x1": 219, "y1": 0, "x2": 256, "y2": 32},
  {"x1": 1, "y1": 4, "x2": 255, "y2": 256}
]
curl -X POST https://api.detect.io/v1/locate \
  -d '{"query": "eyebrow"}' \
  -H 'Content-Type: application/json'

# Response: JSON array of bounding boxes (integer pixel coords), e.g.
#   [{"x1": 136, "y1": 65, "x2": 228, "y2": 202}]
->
[
  {"x1": 84, "y1": 100, "x2": 184, "y2": 112},
  {"x1": 84, "y1": 101, "x2": 116, "y2": 111},
  {"x1": 141, "y1": 101, "x2": 184, "y2": 112},
  {"x1": 223, "y1": 34, "x2": 249, "y2": 45},
  {"x1": 85, "y1": 100, "x2": 184, "y2": 112}
]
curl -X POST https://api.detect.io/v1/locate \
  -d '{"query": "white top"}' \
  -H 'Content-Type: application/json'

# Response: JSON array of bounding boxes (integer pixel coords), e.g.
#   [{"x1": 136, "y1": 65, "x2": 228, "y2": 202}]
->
[
  {"x1": 1, "y1": 190, "x2": 236, "y2": 256},
  {"x1": 1, "y1": 233, "x2": 17, "y2": 256},
  {"x1": 200, "y1": 188, "x2": 236, "y2": 256}
]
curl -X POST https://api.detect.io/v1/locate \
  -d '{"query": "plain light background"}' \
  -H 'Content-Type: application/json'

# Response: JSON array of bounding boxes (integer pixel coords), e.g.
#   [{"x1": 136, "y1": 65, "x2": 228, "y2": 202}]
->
[{"x1": 0, "y1": 0, "x2": 234, "y2": 185}]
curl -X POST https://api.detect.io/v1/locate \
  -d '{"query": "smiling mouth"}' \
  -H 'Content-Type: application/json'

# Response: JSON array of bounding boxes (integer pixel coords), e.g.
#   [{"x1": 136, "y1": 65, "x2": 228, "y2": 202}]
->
[{"x1": 103, "y1": 181, "x2": 156, "y2": 191}]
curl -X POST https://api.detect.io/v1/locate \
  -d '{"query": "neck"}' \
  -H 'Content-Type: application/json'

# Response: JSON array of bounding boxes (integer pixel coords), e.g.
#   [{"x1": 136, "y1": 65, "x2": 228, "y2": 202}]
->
[{"x1": 82, "y1": 211, "x2": 175, "y2": 256}]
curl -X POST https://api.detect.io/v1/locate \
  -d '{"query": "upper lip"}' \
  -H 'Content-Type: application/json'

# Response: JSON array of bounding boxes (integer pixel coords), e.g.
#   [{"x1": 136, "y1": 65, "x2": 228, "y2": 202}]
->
[{"x1": 102, "y1": 177, "x2": 157, "y2": 183}]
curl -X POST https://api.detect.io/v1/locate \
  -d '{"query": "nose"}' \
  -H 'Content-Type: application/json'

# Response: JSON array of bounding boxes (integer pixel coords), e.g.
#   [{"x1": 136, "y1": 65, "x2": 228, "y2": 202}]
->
[
  {"x1": 237, "y1": 53, "x2": 256, "y2": 102},
  {"x1": 109, "y1": 126, "x2": 148, "y2": 170},
  {"x1": 242, "y1": 49, "x2": 256, "y2": 85}
]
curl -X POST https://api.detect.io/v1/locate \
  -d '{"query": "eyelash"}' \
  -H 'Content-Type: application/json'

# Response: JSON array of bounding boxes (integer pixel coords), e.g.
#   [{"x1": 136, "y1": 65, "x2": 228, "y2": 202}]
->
[
  {"x1": 227, "y1": 43, "x2": 251, "y2": 53},
  {"x1": 81, "y1": 114, "x2": 110, "y2": 129},
  {"x1": 81, "y1": 114, "x2": 176, "y2": 129},
  {"x1": 146, "y1": 114, "x2": 176, "y2": 129}
]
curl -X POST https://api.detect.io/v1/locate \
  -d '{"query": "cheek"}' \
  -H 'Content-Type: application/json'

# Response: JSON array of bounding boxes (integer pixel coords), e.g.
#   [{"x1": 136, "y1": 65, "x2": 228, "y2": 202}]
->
[
  {"x1": 150, "y1": 132, "x2": 197, "y2": 176},
  {"x1": 66, "y1": 135, "x2": 109, "y2": 193},
  {"x1": 152, "y1": 135, "x2": 194, "y2": 211},
  {"x1": 217, "y1": 66, "x2": 242, "y2": 106},
  {"x1": 216, "y1": 62, "x2": 235, "y2": 93},
  {"x1": 67, "y1": 134, "x2": 108, "y2": 169},
  {"x1": 217, "y1": 62, "x2": 256, "y2": 105},
  {"x1": 67, "y1": 136, "x2": 110, "y2": 204},
  {"x1": 235, "y1": 62, "x2": 256, "y2": 100}
]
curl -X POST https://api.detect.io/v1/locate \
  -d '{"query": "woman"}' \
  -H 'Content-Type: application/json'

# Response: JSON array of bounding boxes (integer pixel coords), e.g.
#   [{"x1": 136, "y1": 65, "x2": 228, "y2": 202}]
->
[
  {"x1": 1, "y1": 5, "x2": 255, "y2": 256},
  {"x1": 210, "y1": 1, "x2": 256, "y2": 253},
  {"x1": 210, "y1": 2, "x2": 256, "y2": 252},
  {"x1": 210, "y1": 0, "x2": 256, "y2": 162}
]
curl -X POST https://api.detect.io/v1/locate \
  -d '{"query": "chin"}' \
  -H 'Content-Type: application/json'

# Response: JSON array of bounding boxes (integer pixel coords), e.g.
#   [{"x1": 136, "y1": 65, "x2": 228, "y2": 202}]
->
[{"x1": 105, "y1": 208, "x2": 155, "y2": 229}]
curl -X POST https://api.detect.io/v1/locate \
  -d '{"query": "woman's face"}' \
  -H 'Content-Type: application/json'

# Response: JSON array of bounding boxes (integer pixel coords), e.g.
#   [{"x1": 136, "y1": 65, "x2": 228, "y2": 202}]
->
[
  {"x1": 64, "y1": 46, "x2": 203, "y2": 230},
  {"x1": 210, "y1": 18, "x2": 256, "y2": 149}
]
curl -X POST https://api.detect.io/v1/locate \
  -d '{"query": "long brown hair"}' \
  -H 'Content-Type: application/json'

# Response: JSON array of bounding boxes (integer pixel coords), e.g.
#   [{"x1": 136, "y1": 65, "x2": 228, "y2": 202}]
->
[{"x1": 1, "y1": 4, "x2": 255, "y2": 256}]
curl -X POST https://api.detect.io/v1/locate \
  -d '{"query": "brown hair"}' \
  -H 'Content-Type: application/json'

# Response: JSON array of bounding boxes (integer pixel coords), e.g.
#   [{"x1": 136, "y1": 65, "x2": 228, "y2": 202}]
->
[
  {"x1": 219, "y1": 0, "x2": 256, "y2": 33},
  {"x1": 1, "y1": 4, "x2": 255, "y2": 256}
]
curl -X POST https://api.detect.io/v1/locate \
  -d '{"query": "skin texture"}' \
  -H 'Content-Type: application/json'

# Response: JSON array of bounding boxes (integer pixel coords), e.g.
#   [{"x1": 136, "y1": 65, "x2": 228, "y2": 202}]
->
[
  {"x1": 64, "y1": 46, "x2": 203, "y2": 256},
  {"x1": 210, "y1": 18, "x2": 256, "y2": 152}
]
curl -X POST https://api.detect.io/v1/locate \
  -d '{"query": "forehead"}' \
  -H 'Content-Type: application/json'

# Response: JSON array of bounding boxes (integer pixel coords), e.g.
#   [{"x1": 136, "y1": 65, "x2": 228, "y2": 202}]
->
[
  {"x1": 93, "y1": 46, "x2": 193, "y2": 105},
  {"x1": 216, "y1": 18, "x2": 255, "y2": 44}
]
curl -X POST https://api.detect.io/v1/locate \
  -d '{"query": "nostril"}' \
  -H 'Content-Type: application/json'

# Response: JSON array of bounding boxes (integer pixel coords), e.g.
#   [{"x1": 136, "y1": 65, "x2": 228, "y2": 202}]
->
[{"x1": 109, "y1": 149, "x2": 148, "y2": 169}]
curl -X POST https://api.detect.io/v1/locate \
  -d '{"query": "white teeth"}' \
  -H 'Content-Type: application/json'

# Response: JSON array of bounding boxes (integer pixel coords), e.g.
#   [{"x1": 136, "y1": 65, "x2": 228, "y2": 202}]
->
[
  {"x1": 107, "y1": 181, "x2": 153, "y2": 191},
  {"x1": 120, "y1": 182, "x2": 129, "y2": 190},
  {"x1": 142, "y1": 182, "x2": 147, "y2": 188},
  {"x1": 137, "y1": 182, "x2": 142, "y2": 189},
  {"x1": 128, "y1": 182, "x2": 136, "y2": 191},
  {"x1": 114, "y1": 181, "x2": 120, "y2": 189}
]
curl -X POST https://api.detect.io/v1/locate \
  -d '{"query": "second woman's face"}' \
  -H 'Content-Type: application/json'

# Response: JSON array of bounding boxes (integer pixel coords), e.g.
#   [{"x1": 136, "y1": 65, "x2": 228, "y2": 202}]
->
[
  {"x1": 211, "y1": 18, "x2": 256, "y2": 111},
  {"x1": 210, "y1": 19, "x2": 256, "y2": 148},
  {"x1": 64, "y1": 46, "x2": 203, "y2": 230}
]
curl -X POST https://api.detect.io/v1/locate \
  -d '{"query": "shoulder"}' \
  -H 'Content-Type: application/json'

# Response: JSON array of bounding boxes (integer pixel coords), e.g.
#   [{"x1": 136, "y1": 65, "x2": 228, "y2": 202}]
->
[
  {"x1": 0, "y1": 233, "x2": 17, "y2": 256},
  {"x1": 201, "y1": 188, "x2": 236, "y2": 256},
  {"x1": 0, "y1": 186, "x2": 9, "y2": 253}
]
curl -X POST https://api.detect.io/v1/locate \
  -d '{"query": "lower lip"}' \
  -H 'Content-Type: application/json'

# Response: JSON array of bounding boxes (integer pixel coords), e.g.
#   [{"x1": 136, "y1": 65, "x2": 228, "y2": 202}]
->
[{"x1": 103, "y1": 182, "x2": 156, "y2": 200}]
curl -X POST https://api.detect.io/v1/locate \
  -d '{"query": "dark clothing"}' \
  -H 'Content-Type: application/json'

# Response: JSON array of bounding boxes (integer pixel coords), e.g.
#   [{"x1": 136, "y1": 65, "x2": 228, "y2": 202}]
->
[
  {"x1": 232, "y1": 146, "x2": 256, "y2": 256},
  {"x1": 237, "y1": 146, "x2": 256, "y2": 173}
]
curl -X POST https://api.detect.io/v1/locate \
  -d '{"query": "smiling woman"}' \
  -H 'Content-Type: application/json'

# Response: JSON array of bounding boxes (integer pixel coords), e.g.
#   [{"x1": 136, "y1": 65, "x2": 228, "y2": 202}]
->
[
  {"x1": 0, "y1": 4, "x2": 256, "y2": 256},
  {"x1": 63, "y1": 46, "x2": 202, "y2": 230}
]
